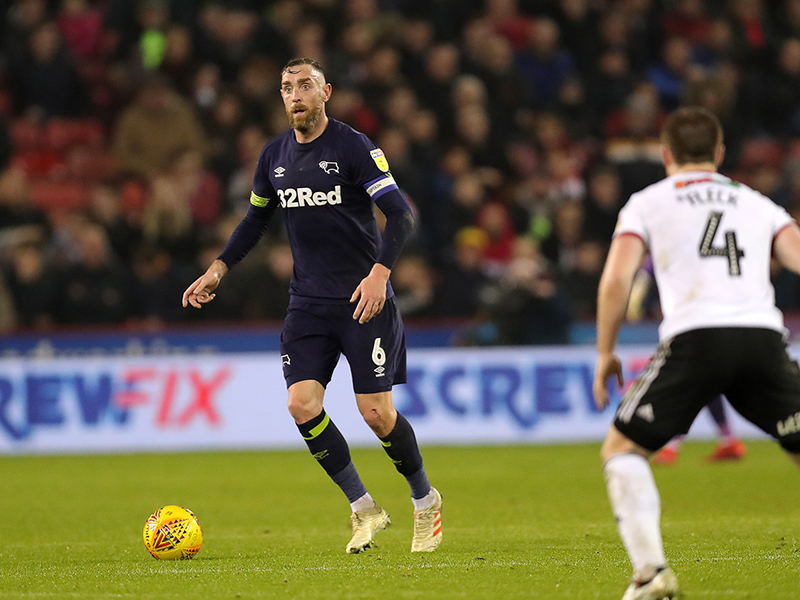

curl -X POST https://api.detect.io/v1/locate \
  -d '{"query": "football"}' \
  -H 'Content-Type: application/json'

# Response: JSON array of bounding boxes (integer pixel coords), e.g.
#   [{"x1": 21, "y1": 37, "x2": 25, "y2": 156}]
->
[{"x1": 142, "y1": 505, "x2": 203, "y2": 560}]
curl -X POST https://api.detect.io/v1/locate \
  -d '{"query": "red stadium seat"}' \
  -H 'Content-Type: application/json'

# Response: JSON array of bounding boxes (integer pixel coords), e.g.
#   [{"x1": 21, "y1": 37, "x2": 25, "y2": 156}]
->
[
  {"x1": 45, "y1": 118, "x2": 105, "y2": 150},
  {"x1": 65, "y1": 146, "x2": 119, "y2": 181},
  {"x1": 29, "y1": 179, "x2": 92, "y2": 211},
  {"x1": 11, "y1": 149, "x2": 66, "y2": 177},
  {"x1": 739, "y1": 138, "x2": 784, "y2": 170},
  {"x1": 11, "y1": 119, "x2": 46, "y2": 150}
]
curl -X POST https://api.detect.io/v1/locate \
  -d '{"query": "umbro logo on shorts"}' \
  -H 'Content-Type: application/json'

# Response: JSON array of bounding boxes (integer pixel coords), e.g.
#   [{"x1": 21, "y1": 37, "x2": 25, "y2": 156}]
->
[{"x1": 636, "y1": 403, "x2": 655, "y2": 422}]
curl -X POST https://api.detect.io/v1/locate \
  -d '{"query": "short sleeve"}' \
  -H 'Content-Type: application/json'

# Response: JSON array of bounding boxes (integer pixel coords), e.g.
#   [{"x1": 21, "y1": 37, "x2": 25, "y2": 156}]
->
[
  {"x1": 349, "y1": 134, "x2": 400, "y2": 201},
  {"x1": 614, "y1": 194, "x2": 650, "y2": 248},
  {"x1": 251, "y1": 149, "x2": 277, "y2": 208},
  {"x1": 771, "y1": 202, "x2": 795, "y2": 237}
]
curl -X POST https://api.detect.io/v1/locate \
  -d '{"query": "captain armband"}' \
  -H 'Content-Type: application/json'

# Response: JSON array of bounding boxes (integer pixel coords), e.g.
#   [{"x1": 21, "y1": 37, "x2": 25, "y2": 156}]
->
[{"x1": 250, "y1": 191, "x2": 270, "y2": 207}]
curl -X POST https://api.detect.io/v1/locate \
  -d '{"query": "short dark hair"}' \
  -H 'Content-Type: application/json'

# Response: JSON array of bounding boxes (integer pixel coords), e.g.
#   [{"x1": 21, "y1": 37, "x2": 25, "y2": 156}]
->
[
  {"x1": 661, "y1": 107, "x2": 724, "y2": 165},
  {"x1": 281, "y1": 57, "x2": 326, "y2": 80}
]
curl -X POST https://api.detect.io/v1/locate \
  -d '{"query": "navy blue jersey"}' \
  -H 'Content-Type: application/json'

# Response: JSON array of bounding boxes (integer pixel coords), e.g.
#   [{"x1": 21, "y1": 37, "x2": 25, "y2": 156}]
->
[{"x1": 251, "y1": 119, "x2": 402, "y2": 303}]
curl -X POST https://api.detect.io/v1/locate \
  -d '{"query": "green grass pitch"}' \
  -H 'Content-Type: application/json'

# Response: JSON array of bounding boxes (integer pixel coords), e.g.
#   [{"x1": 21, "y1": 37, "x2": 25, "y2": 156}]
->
[{"x1": 0, "y1": 441, "x2": 799, "y2": 599}]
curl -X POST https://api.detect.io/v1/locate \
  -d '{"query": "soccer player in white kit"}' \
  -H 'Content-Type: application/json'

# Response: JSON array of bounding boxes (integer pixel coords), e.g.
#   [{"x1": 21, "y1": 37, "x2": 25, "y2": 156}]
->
[{"x1": 593, "y1": 106, "x2": 800, "y2": 600}]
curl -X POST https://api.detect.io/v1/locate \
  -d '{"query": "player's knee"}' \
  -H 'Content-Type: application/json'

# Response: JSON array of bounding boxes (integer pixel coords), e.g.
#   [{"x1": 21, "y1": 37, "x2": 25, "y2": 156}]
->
[
  {"x1": 360, "y1": 405, "x2": 396, "y2": 436},
  {"x1": 287, "y1": 394, "x2": 321, "y2": 424},
  {"x1": 600, "y1": 428, "x2": 649, "y2": 463}
]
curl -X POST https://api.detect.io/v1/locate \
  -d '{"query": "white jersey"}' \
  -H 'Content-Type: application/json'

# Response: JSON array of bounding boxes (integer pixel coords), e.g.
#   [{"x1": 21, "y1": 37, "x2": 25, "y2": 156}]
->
[{"x1": 615, "y1": 171, "x2": 794, "y2": 341}]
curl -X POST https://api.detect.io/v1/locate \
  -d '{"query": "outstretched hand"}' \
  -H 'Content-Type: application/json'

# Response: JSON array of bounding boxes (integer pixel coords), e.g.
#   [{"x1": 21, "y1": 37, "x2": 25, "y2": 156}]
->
[
  {"x1": 350, "y1": 264, "x2": 391, "y2": 324},
  {"x1": 593, "y1": 352, "x2": 624, "y2": 410},
  {"x1": 182, "y1": 259, "x2": 229, "y2": 309}
]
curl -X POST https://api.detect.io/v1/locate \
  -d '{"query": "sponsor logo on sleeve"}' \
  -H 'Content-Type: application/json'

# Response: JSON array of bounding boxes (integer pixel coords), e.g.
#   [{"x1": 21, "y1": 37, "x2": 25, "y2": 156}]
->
[{"x1": 370, "y1": 148, "x2": 390, "y2": 173}]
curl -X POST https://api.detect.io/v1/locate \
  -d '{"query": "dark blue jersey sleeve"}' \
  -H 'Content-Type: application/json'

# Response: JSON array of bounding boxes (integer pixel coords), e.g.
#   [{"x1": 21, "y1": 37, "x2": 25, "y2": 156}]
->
[
  {"x1": 348, "y1": 133, "x2": 414, "y2": 270},
  {"x1": 375, "y1": 189, "x2": 414, "y2": 270},
  {"x1": 217, "y1": 147, "x2": 280, "y2": 269}
]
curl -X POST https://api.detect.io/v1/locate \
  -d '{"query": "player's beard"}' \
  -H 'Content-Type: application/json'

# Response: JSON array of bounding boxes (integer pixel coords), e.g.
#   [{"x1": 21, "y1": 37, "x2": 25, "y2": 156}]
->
[{"x1": 287, "y1": 97, "x2": 324, "y2": 133}]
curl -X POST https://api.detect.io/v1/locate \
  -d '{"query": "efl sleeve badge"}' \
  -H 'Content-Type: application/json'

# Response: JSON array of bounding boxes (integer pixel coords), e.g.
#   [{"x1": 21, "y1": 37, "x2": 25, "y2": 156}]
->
[{"x1": 370, "y1": 148, "x2": 390, "y2": 173}]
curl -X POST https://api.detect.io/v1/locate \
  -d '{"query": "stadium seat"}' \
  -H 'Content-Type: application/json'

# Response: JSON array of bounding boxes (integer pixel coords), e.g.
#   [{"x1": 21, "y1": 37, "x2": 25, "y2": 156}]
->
[
  {"x1": 11, "y1": 149, "x2": 66, "y2": 177},
  {"x1": 739, "y1": 138, "x2": 784, "y2": 170},
  {"x1": 0, "y1": 89, "x2": 12, "y2": 117},
  {"x1": 65, "y1": 146, "x2": 119, "y2": 181},
  {"x1": 11, "y1": 119, "x2": 46, "y2": 150},
  {"x1": 121, "y1": 178, "x2": 148, "y2": 214},
  {"x1": 29, "y1": 179, "x2": 92, "y2": 211},
  {"x1": 45, "y1": 118, "x2": 105, "y2": 150}
]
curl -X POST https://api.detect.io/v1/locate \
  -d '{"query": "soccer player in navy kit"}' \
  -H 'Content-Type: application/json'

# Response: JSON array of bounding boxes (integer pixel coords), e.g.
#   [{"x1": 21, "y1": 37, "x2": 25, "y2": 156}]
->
[{"x1": 183, "y1": 58, "x2": 442, "y2": 554}]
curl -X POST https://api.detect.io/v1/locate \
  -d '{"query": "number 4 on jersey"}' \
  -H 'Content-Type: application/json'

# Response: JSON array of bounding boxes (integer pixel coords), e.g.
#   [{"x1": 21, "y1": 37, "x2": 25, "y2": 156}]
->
[{"x1": 699, "y1": 211, "x2": 745, "y2": 276}]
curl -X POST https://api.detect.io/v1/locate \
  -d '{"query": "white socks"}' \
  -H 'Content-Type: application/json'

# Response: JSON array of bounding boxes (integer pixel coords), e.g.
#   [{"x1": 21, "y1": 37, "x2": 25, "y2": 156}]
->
[
  {"x1": 350, "y1": 492, "x2": 376, "y2": 513},
  {"x1": 604, "y1": 453, "x2": 666, "y2": 575},
  {"x1": 351, "y1": 489, "x2": 438, "y2": 512},
  {"x1": 412, "y1": 488, "x2": 437, "y2": 511}
]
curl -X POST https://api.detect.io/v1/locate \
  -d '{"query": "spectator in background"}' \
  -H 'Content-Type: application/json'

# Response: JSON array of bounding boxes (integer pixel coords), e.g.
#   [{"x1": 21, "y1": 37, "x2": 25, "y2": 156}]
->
[
  {"x1": 325, "y1": 86, "x2": 381, "y2": 139},
  {"x1": 541, "y1": 200, "x2": 584, "y2": 272},
  {"x1": 483, "y1": 0, "x2": 535, "y2": 53},
  {"x1": 469, "y1": 34, "x2": 530, "y2": 138},
  {"x1": 476, "y1": 201, "x2": 516, "y2": 274},
  {"x1": 3, "y1": 239, "x2": 58, "y2": 328},
  {"x1": 3, "y1": 0, "x2": 49, "y2": 70},
  {"x1": 139, "y1": 173, "x2": 197, "y2": 265},
  {"x1": 226, "y1": 123, "x2": 269, "y2": 214},
  {"x1": 728, "y1": 0, "x2": 775, "y2": 69},
  {"x1": 55, "y1": 221, "x2": 134, "y2": 324},
  {"x1": 132, "y1": 242, "x2": 187, "y2": 326},
  {"x1": 0, "y1": 117, "x2": 12, "y2": 172},
  {"x1": 480, "y1": 236, "x2": 571, "y2": 345},
  {"x1": 515, "y1": 17, "x2": 576, "y2": 110},
  {"x1": 605, "y1": 84, "x2": 666, "y2": 199},
  {"x1": 0, "y1": 167, "x2": 49, "y2": 238},
  {"x1": 444, "y1": 173, "x2": 486, "y2": 244},
  {"x1": 587, "y1": 49, "x2": 636, "y2": 125},
  {"x1": 165, "y1": 147, "x2": 222, "y2": 228},
  {"x1": 9, "y1": 21, "x2": 86, "y2": 118},
  {"x1": 159, "y1": 24, "x2": 196, "y2": 92},
  {"x1": 113, "y1": 73, "x2": 206, "y2": 178},
  {"x1": 248, "y1": 240, "x2": 293, "y2": 321},
  {"x1": 56, "y1": 0, "x2": 104, "y2": 61},
  {"x1": 555, "y1": 0, "x2": 599, "y2": 75},
  {"x1": 88, "y1": 182, "x2": 141, "y2": 264},
  {"x1": 684, "y1": 71, "x2": 744, "y2": 163},
  {"x1": 417, "y1": 43, "x2": 461, "y2": 135},
  {"x1": 437, "y1": 226, "x2": 491, "y2": 318},
  {"x1": 582, "y1": 163, "x2": 624, "y2": 243},
  {"x1": 392, "y1": 253, "x2": 438, "y2": 318},
  {"x1": 645, "y1": 35, "x2": 697, "y2": 110},
  {"x1": 661, "y1": 0, "x2": 711, "y2": 46},
  {"x1": 236, "y1": 55, "x2": 281, "y2": 125},
  {"x1": 777, "y1": 0, "x2": 800, "y2": 38},
  {"x1": 204, "y1": 88, "x2": 246, "y2": 185},
  {"x1": 760, "y1": 38, "x2": 800, "y2": 137},
  {"x1": 558, "y1": 239, "x2": 605, "y2": 320}
]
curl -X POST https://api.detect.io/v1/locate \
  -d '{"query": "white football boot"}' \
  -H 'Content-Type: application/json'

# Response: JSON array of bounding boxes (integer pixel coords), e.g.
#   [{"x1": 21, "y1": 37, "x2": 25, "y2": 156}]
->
[
  {"x1": 411, "y1": 487, "x2": 443, "y2": 552},
  {"x1": 622, "y1": 566, "x2": 681, "y2": 600},
  {"x1": 345, "y1": 503, "x2": 390, "y2": 554}
]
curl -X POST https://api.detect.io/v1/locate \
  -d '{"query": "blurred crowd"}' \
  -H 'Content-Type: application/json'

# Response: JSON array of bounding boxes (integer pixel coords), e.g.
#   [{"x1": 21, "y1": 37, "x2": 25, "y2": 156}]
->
[{"x1": 1, "y1": 0, "x2": 800, "y2": 345}]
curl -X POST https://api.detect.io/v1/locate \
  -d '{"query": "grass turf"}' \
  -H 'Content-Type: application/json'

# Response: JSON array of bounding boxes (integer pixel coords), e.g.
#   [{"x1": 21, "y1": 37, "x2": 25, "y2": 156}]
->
[{"x1": 0, "y1": 441, "x2": 798, "y2": 599}]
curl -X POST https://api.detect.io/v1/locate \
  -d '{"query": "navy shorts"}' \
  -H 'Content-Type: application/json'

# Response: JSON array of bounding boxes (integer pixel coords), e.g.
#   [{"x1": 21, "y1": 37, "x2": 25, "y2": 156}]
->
[
  {"x1": 279, "y1": 297, "x2": 407, "y2": 394},
  {"x1": 614, "y1": 327, "x2": 800, "y2": 453}
]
